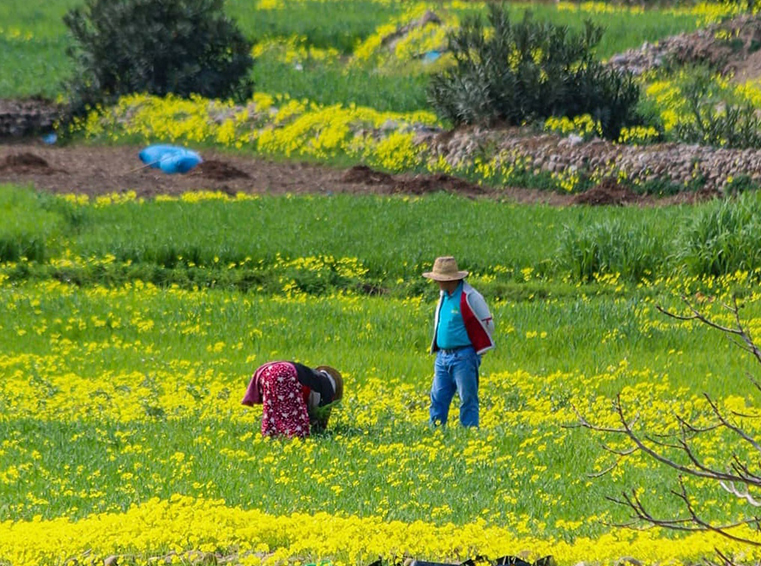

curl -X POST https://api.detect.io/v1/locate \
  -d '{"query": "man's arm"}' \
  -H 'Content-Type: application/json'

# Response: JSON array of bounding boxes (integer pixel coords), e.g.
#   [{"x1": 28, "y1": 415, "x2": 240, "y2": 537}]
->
[{"x1": 469, "y1": 292, "x2": 495, "y2": 336}]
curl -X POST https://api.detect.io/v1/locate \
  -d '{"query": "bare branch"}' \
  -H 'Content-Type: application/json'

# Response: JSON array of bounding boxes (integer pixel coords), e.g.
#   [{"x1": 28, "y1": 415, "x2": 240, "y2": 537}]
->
[
  {"x1": 600, "y1": 443, "x2": 638, "y2": 457},
  {"x1": 656, "y1": 302, "x2": 743, "y2": 336},
  {"x1": 582, "y1": 293, "x2": 761, "y2": 555},
  {"x1": 710, "y1": 548, "x2": 738, "y2": 566},
  {"x1": 719, "y1": 480, "x2": 761, "y2": 507},
  {"x1": 704, "y1": 394, "x2": 761, "y2": 454},
  {"x1": 586, "y1": 461, "x2": 619, "y2": 479},
  {"x1": 610, "y1": 479, "x2": 761, "y2": 546},
  {"x1": 674, "y1": 410, "x2": 721, "y2": 434},
  {"x1": 609, "y1": 396, "x2": 748, "y2": 484}
]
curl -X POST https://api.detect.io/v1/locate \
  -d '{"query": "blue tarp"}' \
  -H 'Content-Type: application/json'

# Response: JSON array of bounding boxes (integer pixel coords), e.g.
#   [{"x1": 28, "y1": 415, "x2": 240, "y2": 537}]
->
[{"x1": 138, "y1": 144, "x2": 202, "y2": 174}]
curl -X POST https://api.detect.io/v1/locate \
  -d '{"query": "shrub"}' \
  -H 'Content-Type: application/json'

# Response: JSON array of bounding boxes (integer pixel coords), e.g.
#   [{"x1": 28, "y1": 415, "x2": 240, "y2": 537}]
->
[
  {"x1": 428, "y1": 5, "x2": 642, "y2": 140},
  {"x1": 555, "y1": 219, "x2": 665, "y2": 282},
  {"x1": 674, "y1": 70, "x2": 761, "y2": 149},
  {"x1": 63, "y1": 0, "x2": 255, "y2": 116},
  {"x1": 675, "y1": 193, "x2": 761, "y2": 276}
]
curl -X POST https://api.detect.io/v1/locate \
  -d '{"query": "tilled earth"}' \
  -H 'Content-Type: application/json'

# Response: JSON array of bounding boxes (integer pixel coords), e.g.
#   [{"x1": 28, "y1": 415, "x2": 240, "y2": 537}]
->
[{"x1": 0, "y1": 140, "x2": 718, "y2": 206}]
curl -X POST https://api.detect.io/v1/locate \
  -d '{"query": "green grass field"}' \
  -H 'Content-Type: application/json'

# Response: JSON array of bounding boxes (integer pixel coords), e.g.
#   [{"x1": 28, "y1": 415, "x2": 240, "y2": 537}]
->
[
  {"x1": 3, "y1": 0, "x2": 761, "y2": 563},
  {"x1": 0, "y1": 0, "x2": 700, "y2": 106},
  {"x1": 3, "y1": 186, "x2": 761, "y2": 536},
  {"x1": 3, "y1": 263, "x2": 758, "y2": 526}
]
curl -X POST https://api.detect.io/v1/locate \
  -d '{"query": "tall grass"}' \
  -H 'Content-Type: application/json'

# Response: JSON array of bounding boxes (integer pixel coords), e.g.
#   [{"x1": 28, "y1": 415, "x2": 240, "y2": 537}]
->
[
  {"x1": 0, "y1": 186, "x2": 65, "y2": 262},
  {"x1": 1, "y1": 186, "x2": 698, "y2": 288},
  {"x1": 675, "y1": 192, "x2": 761, "y2": 276},
  {"x1": 555, "y1": 218, "x2": 669, "y2": 282},
  {"x1": 12, "y1": 186, "x2": 761, "y2": 288}
]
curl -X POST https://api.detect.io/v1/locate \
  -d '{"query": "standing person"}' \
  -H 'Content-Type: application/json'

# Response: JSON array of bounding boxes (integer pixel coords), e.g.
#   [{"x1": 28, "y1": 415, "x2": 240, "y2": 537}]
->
[
  {"x1": 241, "y1": 361, "x2": 343, "y2": 437},
  {"x1": 423, "y1": 256, "x2": 495, "y2": 428}
]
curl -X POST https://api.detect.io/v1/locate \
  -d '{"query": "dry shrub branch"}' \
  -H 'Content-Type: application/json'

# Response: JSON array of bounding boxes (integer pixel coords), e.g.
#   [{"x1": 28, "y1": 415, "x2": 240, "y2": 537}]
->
[{"x1": 576, "y1": 296, "x2": 761, "y2": 560}]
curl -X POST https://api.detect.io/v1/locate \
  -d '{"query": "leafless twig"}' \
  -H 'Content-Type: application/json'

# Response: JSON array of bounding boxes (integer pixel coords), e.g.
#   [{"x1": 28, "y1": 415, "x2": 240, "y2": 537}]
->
[{"x1": 579, "y1": 294, "x2": 761, "y2": 551}]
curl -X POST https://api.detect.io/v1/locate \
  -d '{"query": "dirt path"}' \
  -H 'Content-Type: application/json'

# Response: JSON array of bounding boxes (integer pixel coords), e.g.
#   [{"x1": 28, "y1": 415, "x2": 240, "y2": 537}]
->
[{"x1": 0, "y1": 140, "x2": 717, "y2": 206}]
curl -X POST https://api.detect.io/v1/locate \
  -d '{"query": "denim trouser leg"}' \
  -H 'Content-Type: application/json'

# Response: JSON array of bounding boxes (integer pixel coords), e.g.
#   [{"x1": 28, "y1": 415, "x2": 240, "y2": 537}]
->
[
  {"x1": 430, "y1": 353, "x2": 457, "y2": 426},
  {"x1": 430, "y1": 347, "x2": 481, "y2": 427}
]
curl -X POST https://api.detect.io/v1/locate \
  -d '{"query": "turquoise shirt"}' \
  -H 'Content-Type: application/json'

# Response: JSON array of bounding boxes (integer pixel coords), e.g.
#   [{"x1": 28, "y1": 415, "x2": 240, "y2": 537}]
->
[{"x1": 436, "y1": 281, "x2": 471, "y2": 350}]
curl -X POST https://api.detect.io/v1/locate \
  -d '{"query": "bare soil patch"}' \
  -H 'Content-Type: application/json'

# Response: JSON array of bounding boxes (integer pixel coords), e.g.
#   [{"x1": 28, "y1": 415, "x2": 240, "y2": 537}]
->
[
  {"x1": 391, "y1": 172, "x2": 485, "y2": 197},
  {"x1": 0, "y1": 141, "x2": 719, "y2": 206},
  {"x1": 341, "y1": 164, "x2": 394, "y2": 185},
  {"x1": 190, "y1": 159, "x2": 250, "y2": 181},
  {"x1": 570, "y1": 179, "x2": 643, "y2": 206},
  {"x1": 0, "y1": 152, "x2": 63, "y2": 175}
]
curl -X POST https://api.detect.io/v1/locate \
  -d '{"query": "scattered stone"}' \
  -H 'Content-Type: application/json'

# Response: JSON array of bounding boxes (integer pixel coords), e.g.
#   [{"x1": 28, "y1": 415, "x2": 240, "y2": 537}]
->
[
  {"x1": 606, "y1": 14, "x2": 761, "y2": 77},
  {"x1": 0, "y1": 98, "x2": 61, "y2": 138}
]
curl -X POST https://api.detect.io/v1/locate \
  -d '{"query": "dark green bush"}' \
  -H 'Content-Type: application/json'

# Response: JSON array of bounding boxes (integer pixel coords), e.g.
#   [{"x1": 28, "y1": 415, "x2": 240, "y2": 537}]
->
[
  {"x1": 428, "y1": 4, "x2": 642, "y2": 140},
  {"x1": 63, "y1": 0, "x2": 255, "y2": 115}
]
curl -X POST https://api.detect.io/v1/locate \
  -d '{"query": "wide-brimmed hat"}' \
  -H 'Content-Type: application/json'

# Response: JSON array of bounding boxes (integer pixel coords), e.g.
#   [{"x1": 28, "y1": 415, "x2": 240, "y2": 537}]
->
[
  {"x1": 316, "y1": 365, "x2": 343, "y2": 401},
  {"x1": 422, "y1": 256, "x2": 469, "y2": 282}
]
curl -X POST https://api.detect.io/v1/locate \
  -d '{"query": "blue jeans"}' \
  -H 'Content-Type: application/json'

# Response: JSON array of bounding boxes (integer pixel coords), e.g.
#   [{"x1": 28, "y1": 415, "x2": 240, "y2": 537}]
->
[{"x1": 430, "y1": 346, "x2": 481, "y2": 427}]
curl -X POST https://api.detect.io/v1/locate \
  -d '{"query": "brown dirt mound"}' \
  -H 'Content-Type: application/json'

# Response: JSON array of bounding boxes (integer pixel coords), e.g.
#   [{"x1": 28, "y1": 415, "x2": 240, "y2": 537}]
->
[
  {"x1": 392, "y1": 172, "x2": 486, "y2": 197},
  {"x1": 341, "y1": 165, "x2": 394, "y2": 185},
  {"x1": 571, "y1": 179, "x2": 642, "y2": 206},
  {"x1": 0, "y1": 152, "x2": 61, "y2": 175},
  {"x1": 669, "y1": 186, "x2": 722, "y2": 204},
  {"x1": 191, "y1": 159, "x2": 250, "y2": 181}
]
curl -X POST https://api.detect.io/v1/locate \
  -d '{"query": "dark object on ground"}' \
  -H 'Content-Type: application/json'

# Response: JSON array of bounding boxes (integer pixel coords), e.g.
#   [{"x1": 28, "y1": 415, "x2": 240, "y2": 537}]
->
[
  {"x1": 341, "y1": 165, "x2": 394, "y2": 185},
  {"x1": 192, "y1": 159, "x2": 251, "y2": 181},
  {"x1": 0, "y1": 152, "x2": 61, "y2": 175},
  {"x1": 571, "y1": 178, "x2": 641, "y2": 206},
  {"x1": 341, "y1": 165, "x2": 486, "y2": 197},
  {"x1": 392, "y1": 172, "x2": 485, "y2": 197}
]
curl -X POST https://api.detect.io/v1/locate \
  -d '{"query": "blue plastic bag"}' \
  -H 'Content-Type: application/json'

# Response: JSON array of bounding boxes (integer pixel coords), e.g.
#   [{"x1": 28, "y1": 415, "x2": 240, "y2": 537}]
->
[
  {"x1": 139, "y1": 144, "x2": 179, "y2": 167},
  {"x1": 138, "y1": 144, "x2": 202, "y2": 173},
  {"x1": 158, "y1": 150, "x2": 202, "y2": 174}
]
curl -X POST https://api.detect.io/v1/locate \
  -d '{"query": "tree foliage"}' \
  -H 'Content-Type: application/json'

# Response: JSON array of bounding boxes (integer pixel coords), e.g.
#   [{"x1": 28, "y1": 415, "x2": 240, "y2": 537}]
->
[
  {"x1": 428, "y1": 4, "x2": 641, "y2": 140},
  {"x1": 63, "y1": 0, "x2": 255, "y2": 116}
]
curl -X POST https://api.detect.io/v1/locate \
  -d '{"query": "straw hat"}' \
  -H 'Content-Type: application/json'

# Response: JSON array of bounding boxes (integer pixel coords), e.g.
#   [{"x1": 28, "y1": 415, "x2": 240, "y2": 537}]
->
[
  {"x1": 422, "y1": 256, "x2": 469, "y2": 282},
  {"x1": 316, "y1": 365, "x2": 343, "y2": 401}
]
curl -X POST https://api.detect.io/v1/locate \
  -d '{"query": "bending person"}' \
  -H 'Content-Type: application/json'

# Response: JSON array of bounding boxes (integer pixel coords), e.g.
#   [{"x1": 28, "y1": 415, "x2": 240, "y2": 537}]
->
[{"x1": 241, "y1": 361, "x2": 343, "y2": 437}]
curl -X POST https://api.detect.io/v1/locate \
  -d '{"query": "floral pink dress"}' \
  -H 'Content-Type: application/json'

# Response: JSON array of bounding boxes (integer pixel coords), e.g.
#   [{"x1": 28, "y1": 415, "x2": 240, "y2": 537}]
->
[{"x1": 257, "y1": 362, "x2": 310, "y2": 438}]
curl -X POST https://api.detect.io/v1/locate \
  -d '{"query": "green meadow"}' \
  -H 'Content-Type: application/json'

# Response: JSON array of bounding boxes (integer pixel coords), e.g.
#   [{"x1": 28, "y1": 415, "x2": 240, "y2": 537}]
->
[
  {"x1": 3, "y1": 0, "x2": 761, "y2": 563},
  {"x1": 1, "y1": 0, "x2": 700, "y2": 106},
  {"x1": 3, "y1": 187, "x2": 761, "y2": 545}
]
